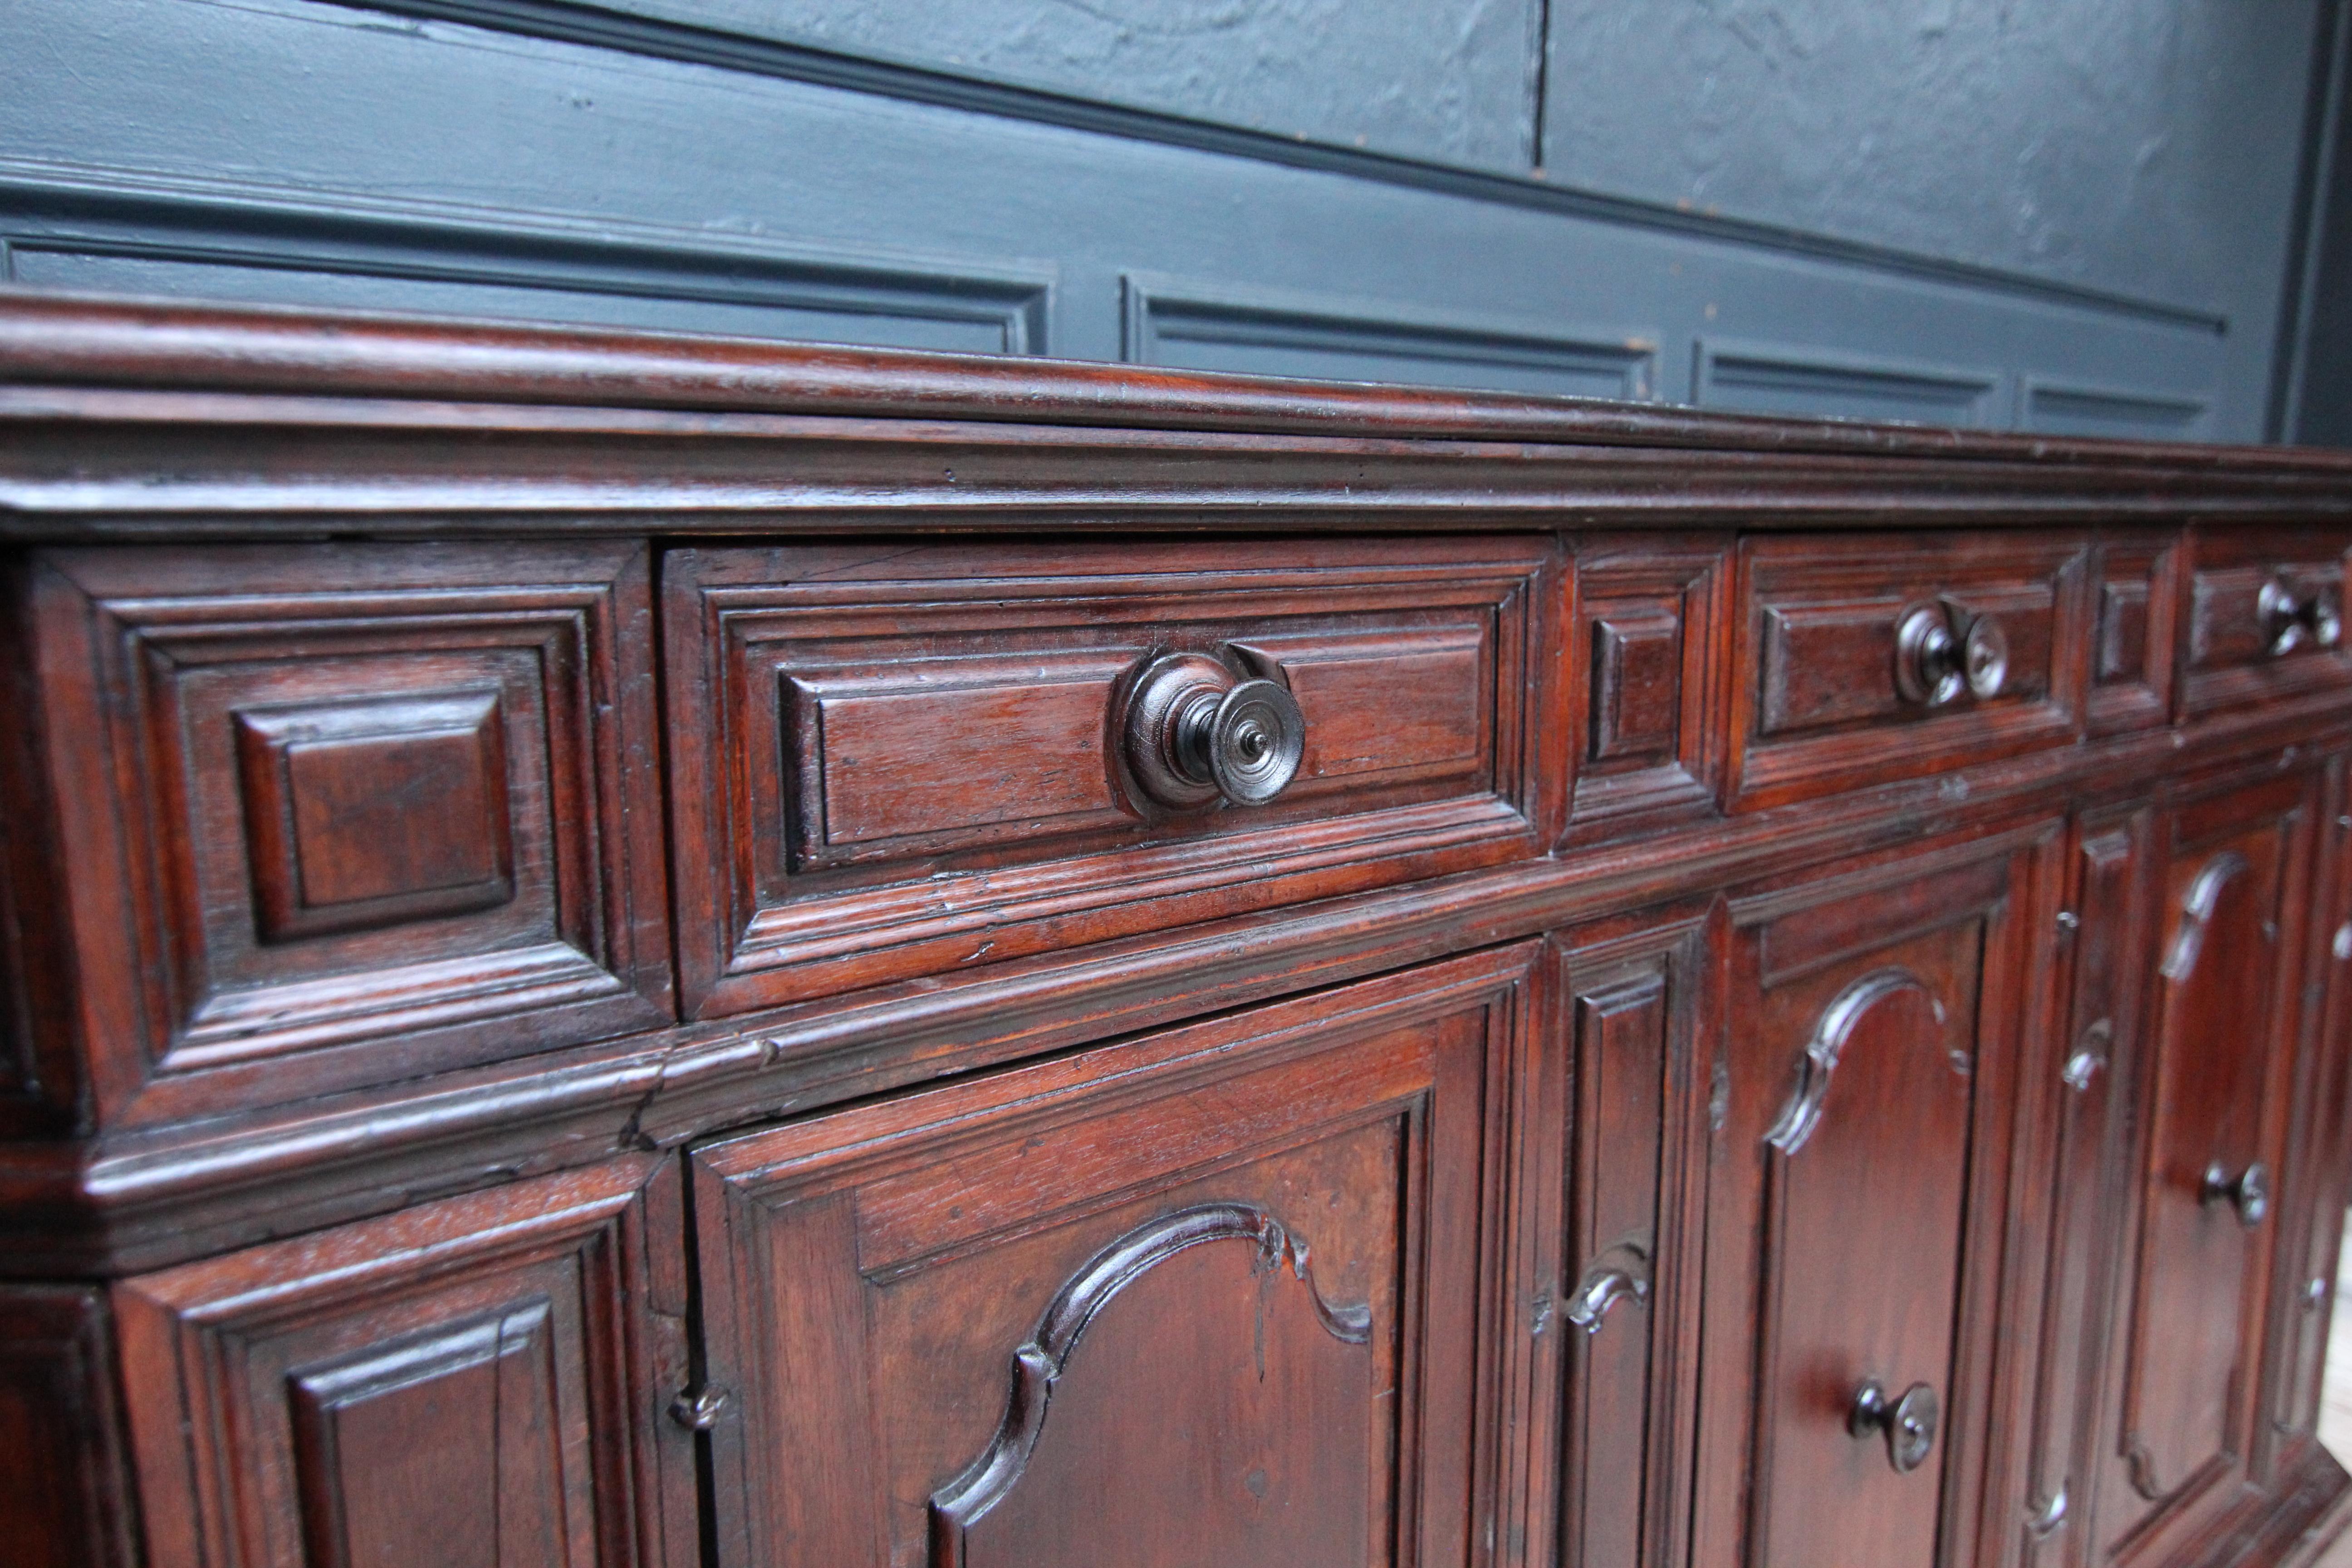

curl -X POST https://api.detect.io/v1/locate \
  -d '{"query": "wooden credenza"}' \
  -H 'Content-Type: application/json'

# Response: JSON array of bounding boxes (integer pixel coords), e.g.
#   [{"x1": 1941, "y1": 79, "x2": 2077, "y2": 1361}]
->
[{"x1": 4, "y1": 292, "x2": 2352, "y2": 1568}]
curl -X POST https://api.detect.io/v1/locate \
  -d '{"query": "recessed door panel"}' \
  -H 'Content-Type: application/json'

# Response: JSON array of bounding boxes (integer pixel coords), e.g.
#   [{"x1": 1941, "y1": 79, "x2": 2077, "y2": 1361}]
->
[
  {"x1": 2095, "y1": 770, "x2": 2313, "y2": 1566},
  {"x1": 1692, "y1": 831, "x2": 2050, "y2": 1568},
  {"x1": 1514, "y1": 913, "x2": 1713, "y2": 1568},
  {"x1": 694, "y1": 947, "x2": 1533, "y2": 1568}
]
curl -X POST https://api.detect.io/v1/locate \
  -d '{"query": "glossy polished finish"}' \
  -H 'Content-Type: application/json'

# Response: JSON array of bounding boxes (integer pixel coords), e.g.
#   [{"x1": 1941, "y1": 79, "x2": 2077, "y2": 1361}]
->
[{"x1": 1, "y1": 296, "x2": 2351, "y2": 1568}]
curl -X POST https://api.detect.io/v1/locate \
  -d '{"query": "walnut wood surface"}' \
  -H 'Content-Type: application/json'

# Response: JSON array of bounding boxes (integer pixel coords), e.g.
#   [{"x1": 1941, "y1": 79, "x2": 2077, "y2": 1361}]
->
[
  {"x1": 0, "y1": 294, "x2": 2348, "y2": 1568},
  {"x1": 111, "y1": 1157, "x2": 694, "y2": 1568}
]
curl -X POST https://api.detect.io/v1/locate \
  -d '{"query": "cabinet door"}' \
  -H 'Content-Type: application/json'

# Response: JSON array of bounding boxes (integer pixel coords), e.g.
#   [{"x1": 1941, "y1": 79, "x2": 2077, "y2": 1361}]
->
[
  {"x1": 113, "y1": 1157, "x2": 696, "y2": 1568},
  {"x1": 0, "y1": 1287, "x2": 137, "y2": 1568},
  {"x1": 2004, "y1": 805, "x2": 2157, "y2": 1568},
  {"x1": 1690, "y1": 829, "x2": 2057, "y2": 1568},
  {"x1": 2261, "y1": 762, "x2": 2352, "y2": 1469},
  {"x1": 694, "y1": 946, "x2": 1534, "y2": 1568},
  {"x1": 1509, "y1": 911, "x2": 1712, "y2": 1568},
  {"x1": 2091, "y1": 768, "x2": 2318, "y2": 1567}
]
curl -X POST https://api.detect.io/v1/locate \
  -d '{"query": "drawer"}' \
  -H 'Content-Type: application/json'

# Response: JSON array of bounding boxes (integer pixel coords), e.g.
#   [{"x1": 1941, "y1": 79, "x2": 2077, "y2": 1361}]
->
[
  {"x1": 1567, "y1": 534, "x2": 1732, "y2": 840},
  {"x1": 1728, "y1": 532, "x2": 2090, "y2": 809},
  {"x1": 19, "y1": 544, "x2": 673, "y2": 1127},
  {"x1": 2179, "y1": 526, "x2": 2352, "y2": 719},
  {"x1": 2085, "y1": 529, "x2": 2184, "y2": 737},
  {"x1": 663, "y1": 537, "x2": 1567, "y2": 1016}
]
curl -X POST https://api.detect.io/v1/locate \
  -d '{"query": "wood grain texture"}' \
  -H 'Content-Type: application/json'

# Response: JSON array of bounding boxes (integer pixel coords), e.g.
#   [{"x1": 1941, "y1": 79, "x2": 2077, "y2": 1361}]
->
[
  {"x1": 2000, "y1": 803, "x2": 2157, "y2": 1568},
  {"x1": 2094, "y1": 765, "x2": 2322, "y2": 1568},
  {"x1": 7, "y1": 297, "x2": 2352, "y2": 538},
  {"x1": 1504, "y1": 906, "x2": 1716, "y2": 1568},
  {"x1": 2261, "y1": 764, "x2": 2352, "y2": 1480},
  {"x1": 15, "y1": 542, "x2": 671, "y2": 1127},
  {"x1": 1691, "y1": 823, "x2": 2060, "y2": 1568},
  {"x1": 1567, "y1": 535, "x2": 1732, "y2": 841},
  {"x1": 112, "y1": 1156, "x2": 696, "y2": 1568},
  {"x1": 0, "y1": 297, "x2": 2348, "y2": 1568},
  {"x1": 693, "y1": 946, "x2": 1534, "y2": 1568},
  {"x1": 1730, "y1": 530, "x2": 2091, "y2": 810},
  {"x1": 662, "y1": 537, "x2": 1566, "y2": 1015},
  {"x1": 0, "y1": 291, "x2": 2341, "y2": 469},
  {"x1": 0, "y1": 1286, "x2": 137, "y2": 1568},
  {"x1": 2088, "y1": 533, "x2": 2181, "y2": 737},
  {"x1": 2180, "y1": 528, "x2": 2352, "y2": 720}
]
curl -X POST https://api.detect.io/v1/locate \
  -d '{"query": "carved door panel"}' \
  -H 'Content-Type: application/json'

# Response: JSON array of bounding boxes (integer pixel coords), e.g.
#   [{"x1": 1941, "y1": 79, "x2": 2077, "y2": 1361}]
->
[
  {"x1": 1690, "y1": 830, "x2": 2055, "y2": 1568},
  {"x1": 2091, "y1": 768, "x2": 2318, "y2": 1567},
  {"x1": 2003, "y1": 804, "x2": 2157, "y2": 1568},
  {"x1": 1508, "y1": 911, "x2": 1712, "y2": 1568},
  {"x1": 110, "y1": 1156, "x2": 696, "y2": 1568},
  {"x1": 2260, "y1": 761, "x2": 2352, "y2": 1471},
  {"x1": 692, "y1": 946, "x2": 1534, "y2": 1568},
  {"x1": 0, "y1": 1287, "x2": 136, "y2": 1568}
]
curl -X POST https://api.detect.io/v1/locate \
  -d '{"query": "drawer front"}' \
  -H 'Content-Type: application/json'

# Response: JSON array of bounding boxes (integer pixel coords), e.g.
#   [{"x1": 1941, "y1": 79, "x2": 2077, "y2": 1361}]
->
[
  {"x1": 665, "y1": 538, "x2": 1566, "y2": 1017},
  {"x1": 1729, "y1": 533, "x2": 2090, "y2": 808},
  {"x1": 2086, "y1": 531, "x2": 2184, "y2": 737},
  {"x1": 21, "y1": 544, "x2": 672, "y2": 1128},
  {"x1": 2180, "y1": 527, "x2": 2352, "y2": 718}
]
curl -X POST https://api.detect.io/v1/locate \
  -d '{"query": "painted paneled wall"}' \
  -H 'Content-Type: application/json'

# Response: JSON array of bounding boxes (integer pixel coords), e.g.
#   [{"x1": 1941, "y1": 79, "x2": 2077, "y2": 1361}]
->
[{"x1": 0, "y1": 0, "x2": 2338, "y2": 441}]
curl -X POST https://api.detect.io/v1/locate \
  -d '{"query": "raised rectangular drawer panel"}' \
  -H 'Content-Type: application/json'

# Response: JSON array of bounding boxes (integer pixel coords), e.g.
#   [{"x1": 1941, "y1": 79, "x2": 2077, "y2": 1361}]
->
[
  {"x1": 2087, "y1": 531, "x2": 2183, "y2": 737},
  {"x1": 1729, "y1": 533, "x2": 2090, "y2": 809},
  {"x1": 1569, "y1": 536, "x2": 1732, "y2": 839},
  {"x1": 20, "y1": 544, "x2": 672, "y2": 1127},
  {"x1": 2180, "y1": 528, "x2": 2352, "y2": 719},
  {"x1": 663, "y1": 538, "x2": 1566, "y2": 1016}
]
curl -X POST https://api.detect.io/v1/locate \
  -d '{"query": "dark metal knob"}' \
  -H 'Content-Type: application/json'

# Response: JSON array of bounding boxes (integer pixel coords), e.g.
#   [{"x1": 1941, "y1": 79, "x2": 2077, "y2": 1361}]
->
[
  {"x1": 1196, "y1": 679, "x2": 1305, "y2": 805},
  {"x1": 2061, "y1": 1018, "x2": 2112, "y2": 1093},
  {"x1": 1897, "y1": 600, "x2": 2008, "y2": 707},
  {"x1": 1851, "y1": 1379, "x2": 1940, "y2": 1474},
  {"x1": 1895, "y1": 604, "x2": 1965, "y2": 707},
  {"x1": 2026, "y1": 1483, "x2": 2069, "y2": 1539},
  {"x1": 1963, "y1": 613, "x2": 2009, "y2": 699},
  {"x1": 2259, "y1": 577, "x2": 2342, "y2": 656},
  {"x1": 669, "y1": 1383, "x2": 730, "y2": 1431},
  {"x1": 1563, "y1": 1258, "x2": 1649, "y2": 1335},
  {"x1": 2201, "y1": 1161, "x2": 2269, "y2": 1227},
  {"x1": 1123, "y1": 652, "x2": 1304, "y2": 811},
  {"x1": 2314, "y1": 594, "x2": 2344, "y2": 649}
]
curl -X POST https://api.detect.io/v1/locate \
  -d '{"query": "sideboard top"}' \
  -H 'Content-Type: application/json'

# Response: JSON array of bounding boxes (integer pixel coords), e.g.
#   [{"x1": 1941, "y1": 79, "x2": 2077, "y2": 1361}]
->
[{"x1": 0, "y1": 289, "x2": 2347, "y2": 538}]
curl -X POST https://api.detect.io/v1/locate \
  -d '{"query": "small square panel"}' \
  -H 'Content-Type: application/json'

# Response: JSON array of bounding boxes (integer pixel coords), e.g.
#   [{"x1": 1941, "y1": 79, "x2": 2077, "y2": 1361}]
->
[
  {"x1": 1590, "y1": 606, "x2": 1684, "y2": 765},
  {"x1": 2097, "y1": 581, "x2": 2150, "y2": 684},
  {"x1": 27, "y1": 544, "x2": 670, "y2": 1126},
  {"x1": 2086, "y1": 531, "x2": 2180, "y2": 736},
  {"x1": 1569, "y1": 537, "x2": 1730, "y2": 840},
  {"x1": 236, "y1": 692, "x2": 514, "y2": 942}
]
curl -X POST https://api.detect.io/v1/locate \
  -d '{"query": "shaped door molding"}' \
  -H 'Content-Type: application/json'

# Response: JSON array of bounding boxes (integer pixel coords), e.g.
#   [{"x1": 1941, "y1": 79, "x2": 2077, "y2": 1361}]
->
[{"x1": 931, "y1": 1201, "x2": 1372, "y2": 1564}]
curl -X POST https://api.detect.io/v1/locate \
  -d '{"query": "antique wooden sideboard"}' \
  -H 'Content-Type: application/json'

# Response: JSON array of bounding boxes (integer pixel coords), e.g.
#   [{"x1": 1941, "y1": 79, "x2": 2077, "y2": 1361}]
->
[{"x1": 5, "y1": 291, "x2": 2352, "y2": 1568}]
